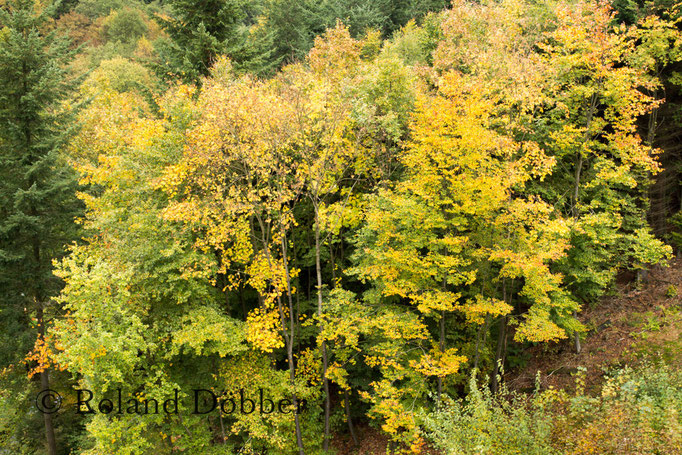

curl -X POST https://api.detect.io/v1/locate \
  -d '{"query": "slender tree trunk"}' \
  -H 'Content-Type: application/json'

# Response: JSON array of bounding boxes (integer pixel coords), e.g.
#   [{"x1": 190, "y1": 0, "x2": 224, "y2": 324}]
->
[
  {"x1": 292, "y1": 251, "x2": 303, "y2": 356},
  {"x1": 257, "y1": 217, "x2": 305, "y2": 455},
  {"x1": 314, "y1": 208, "x2": 332, "y2": 452},
  {"x1": 275, "y1": 289, "x2": 304, "y2": 455},
  {"x1": 646, "y1": 79, "x2": 658, "y2": 147},
  {"x1": 491, "y1": 314, "x2": 507, "y2": 394},
  {"x1": 572, "y1": 153, "x2": 584, "y2": 219},
  {"x1": 238, "y1": 281, "x2": 247, "y2": 321},
  {"x1": 214, "y1": 357, "x2": 227, "y2": 444},
  {"x1": 571, "y1": 93, "x2": 598, "y2": 353},
  {"x1": 296, "y1": 269, "x2": 301, "y2": 356},
  {"x1": 41, "y1": 370, "x2": 57, "y2": 455},
  {"x1": 344, "y1": 390, "x2": 358, "y2": 446},
  {"x1": 331, "y1": 239, "x2": 359, "y2": 446},
  {"x1": 437, "y1": 310, "x2": 445, "y2": 402},
  {"x1": 36, "y1": 305, "x2": 57, "y2": 455},
  {"x1": 572, "y1": 92, "x2": 598, "y2": 218},
  {"x1": 163, "y1": 415, "x2": 173, "y2": 452},
  {"x1": 279, "y1": 230, "x2": 306, "y2": 455},
  {"x1": 33, "y1": 231, "x2": 56, "y2": 455},
  {"x1": 571, "y1": 156, "x2": 585, "y2": 355},
  {"x1": 219, "y1": 409, "x2": 226, "y2": 444},
  {"x1": 573, "y1": 310, "x2": 581, "y2": 354},
  {"x1": 481, "y1": 316, "x2": 489, "y2": 354},
  {"x1": 474, "y1": 322, "x2": 483, "y2": 371},
  {"x1": 491, "y1": 282, "x2": 509, "y2": 394}
]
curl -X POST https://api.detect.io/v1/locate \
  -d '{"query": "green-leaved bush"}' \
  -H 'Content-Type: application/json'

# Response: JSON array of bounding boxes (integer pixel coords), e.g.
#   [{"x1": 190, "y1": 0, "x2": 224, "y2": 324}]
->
[
  {"x1": 422, "y1": 373, "x2": 556, "y2": 455},
  {"x1": 424, "y1": 363, "x2": 682, "y2": 454}
]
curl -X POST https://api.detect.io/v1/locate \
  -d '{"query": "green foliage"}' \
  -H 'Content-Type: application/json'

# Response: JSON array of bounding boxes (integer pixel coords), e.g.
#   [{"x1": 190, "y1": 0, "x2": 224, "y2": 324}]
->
[
  {"x1": 669, "y1": 211, "x2": 682, "y2": 251},
  {"x1": 527, "y1": 0, "x2": 674, "y2": 303},
  {"x1": 153, "y1": 0, "x2": 249, "y2": 84},
  {"x1": 101, "y1": 6, "x2": 148, "y2": 44},
  {"x1": 0, "y1": 373, "x2": 44, "y2": 454},
  {"x1": 0, "y1": 0, "x2": 84, "y2": 453},
  {"x1": 552, "y1": 363, "x2": 682, "y2": 453},
  {"x1": 51, "y1": 85, "x2": 262, "y2": 453},
  {"x1": 666, "y1": 284, "x2": 678, "y2": 298},
  {"x1": 74, "y1": 0, "x2": 130, "y2": 20},
  {"x1": 425, "y1": 363, "x2": 682, "y2": 454},
  {"x1": 382, "y1": 16, "x2": 443, "y2": 66},
  {"x1": 0, "y1": 0, "x2": 82, "y2": 373},
  {"x1": 423, "y1": 373, "x2": 556, "y2": 454},
  {"x1": 3, "y1": 0, "x2": 681, "y2": 453},
  {"x1": 248, "y1": 0, "x2": 449, "y2": 75},
  {"x1": 84, "y1": 57, "x2": 154, "y2": 95}
]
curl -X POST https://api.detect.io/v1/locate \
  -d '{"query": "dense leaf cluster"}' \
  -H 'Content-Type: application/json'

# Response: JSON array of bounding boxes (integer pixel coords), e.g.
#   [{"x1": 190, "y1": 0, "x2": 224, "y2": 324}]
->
[{"x1": 1, "y1": 0, "x2": 681, "y2": 454}]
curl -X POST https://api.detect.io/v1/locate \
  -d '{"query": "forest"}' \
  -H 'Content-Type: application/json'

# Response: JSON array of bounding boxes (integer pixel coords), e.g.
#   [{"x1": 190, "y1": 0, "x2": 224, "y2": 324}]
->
[{"x1": 1, "y1": 0, "x2": 682, "y2": 453}]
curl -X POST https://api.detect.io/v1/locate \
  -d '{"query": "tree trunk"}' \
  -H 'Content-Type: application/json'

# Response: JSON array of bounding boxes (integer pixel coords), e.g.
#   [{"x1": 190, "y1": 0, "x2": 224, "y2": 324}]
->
[
  {"x1": 256, "y1": 217, "x2": 305, "y2": 455},
  {"x1": 437, "y1": 310, "x2": 445, "y2": 402},
  {"x1": 572, "y1": 153, "x2": 584, "y2": 219},
  {"x1": 491, "y1": 314, "x2": 507, "y2": 394},
  {"x1": 572, "y1": 92, "x2": 598, "y2": 218},
  {"x1": 474, "y1": 322, "x2": 483, "y2": 371},
  {"x1": 491, "y1": 281, "x2": 509, "y2": 394},
  {"x1": 573, "y1": 310, "x2": 581, "y2": 354},
  {"x1": 37, "y1": 305, "x2": 57, "y2": 455},
  {"x1": 219, "y1": 409, "x2": 227, "y2": 444},
  {"x1": 314, "y1": 208, "x2": 331, "y2": 452},
  {"x1": 344, "y1": 390, "x2": 358, "y2": 446},
  {"x1": 279, "y1": 230, "x2": 306, "y2": 455},
  {"x1": 34, "y1": 226, "x2": 56, "y2": 455},
  {"x1": 239, "y1": 281, "x2": 247, "y2": 322},
  {"x1": 570, "y1": 94, "x2": 598, "y2": 354},
  {"x1": 331, "y1": 240, "x2": 359, "y2": 446}
]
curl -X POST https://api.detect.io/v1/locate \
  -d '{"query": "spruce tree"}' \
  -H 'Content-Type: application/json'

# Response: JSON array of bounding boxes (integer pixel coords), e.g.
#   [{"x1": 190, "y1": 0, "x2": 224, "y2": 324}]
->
[
  {"x1": 153, "y1": 0, "x2": 248, "y2": 85},
  {"x1": 0, "y1": 1, "x2": 82, "y2": 454}
]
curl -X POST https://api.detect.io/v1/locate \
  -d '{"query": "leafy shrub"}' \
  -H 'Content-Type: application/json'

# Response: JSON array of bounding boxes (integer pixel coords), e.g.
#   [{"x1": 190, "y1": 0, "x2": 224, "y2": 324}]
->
[
  {"x1": 669, "y1": 212, "x2": 682, "y2": 253},
  {"x1": 75, "y1": 0, "x2": 129, "y2": 19},
  {"x1": 101, "y1": 7, "x2": 149, "y2": 44},
  {"x1": 56, "y1": 11, "x2": 96, "y2": 46},
  {"x1": 85, "y1": 41, "x2": 139, "y2": 67},
  {"x1": 84, "y1": 57, "x2": 153, "y2": 94},
  {"x1": 424, "y1": 364, "x2": 682, "y2": 454},
  {"x1": 422, "y1": 374, "x2": 556, "y2": 454},
  {"x1": 549, "y1": 364, "x2": 682, "y2": 453}
]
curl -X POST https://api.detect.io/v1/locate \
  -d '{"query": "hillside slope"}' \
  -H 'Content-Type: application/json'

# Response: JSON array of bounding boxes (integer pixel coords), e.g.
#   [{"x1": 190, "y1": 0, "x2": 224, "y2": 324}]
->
[{"x1": 508, "y1": 258, "x2": 682, "y2": 393}]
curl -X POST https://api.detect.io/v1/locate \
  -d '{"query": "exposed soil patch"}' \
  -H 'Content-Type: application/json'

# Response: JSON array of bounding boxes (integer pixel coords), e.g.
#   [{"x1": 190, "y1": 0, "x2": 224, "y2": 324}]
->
[
  {"x1": 331, "y1": 425, "x2": 389, "y2": 455},
  {"x1": 331, "y1": 424, "x2": 442, "y2": 455},
  {"x1": 507, "y1": 258, "x2": 682, "y2": 394}
]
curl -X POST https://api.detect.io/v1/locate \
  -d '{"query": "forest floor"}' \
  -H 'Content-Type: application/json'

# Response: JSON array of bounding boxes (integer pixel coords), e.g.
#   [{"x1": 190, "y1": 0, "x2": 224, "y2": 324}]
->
[
  {"x1": 331, "y1": 258, "x2": 682, "y2": 454},
  {"x1": 508, "y1": 257, "x2": 682, "y2": 394}
]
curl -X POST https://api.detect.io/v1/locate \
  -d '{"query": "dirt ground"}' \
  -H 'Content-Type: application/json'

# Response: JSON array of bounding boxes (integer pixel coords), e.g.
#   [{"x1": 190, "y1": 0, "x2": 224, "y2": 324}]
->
[{"x1": 507, "y1": 258, "x2": 682, "y2": 394}]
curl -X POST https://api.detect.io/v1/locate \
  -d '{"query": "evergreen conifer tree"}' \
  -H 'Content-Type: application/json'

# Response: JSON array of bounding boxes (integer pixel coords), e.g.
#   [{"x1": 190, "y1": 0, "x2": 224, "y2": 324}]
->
[
  {"x1": 0, "y1": 1, "x2": 82, "y2": 453},
  {"x1": 153, "y1": 0, "x2": 248, "y2": 85}
]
